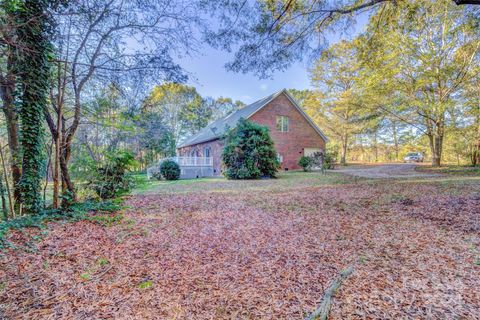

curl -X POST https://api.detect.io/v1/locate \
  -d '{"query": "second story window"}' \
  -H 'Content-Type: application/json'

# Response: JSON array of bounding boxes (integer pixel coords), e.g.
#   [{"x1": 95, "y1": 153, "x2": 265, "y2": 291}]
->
[{"x1": 276, "y1": 115, "x2": 289, "y2": 132}]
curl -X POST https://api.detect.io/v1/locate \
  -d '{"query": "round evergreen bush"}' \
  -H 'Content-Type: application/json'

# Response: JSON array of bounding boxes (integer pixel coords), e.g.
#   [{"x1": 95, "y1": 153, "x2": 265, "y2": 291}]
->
[
  {"x1": 222, "y1": 118, "x2": 280, "y2": 179},
  {"x1": 160, "y1": 159, "x2": 180, "y2": 180},
  {"x1": 298, "y1": 156, "x2": 313, "y2": 172}
]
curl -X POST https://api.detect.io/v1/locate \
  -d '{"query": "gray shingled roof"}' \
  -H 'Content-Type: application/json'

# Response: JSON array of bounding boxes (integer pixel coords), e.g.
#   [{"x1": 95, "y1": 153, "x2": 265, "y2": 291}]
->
[{"x1": 177, "y1": 89, "x2": 328, "y2": 148}]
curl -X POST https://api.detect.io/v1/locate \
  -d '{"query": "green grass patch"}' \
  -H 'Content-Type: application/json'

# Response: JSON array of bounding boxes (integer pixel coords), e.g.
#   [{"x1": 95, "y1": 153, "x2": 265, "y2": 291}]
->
[
  {"x1": 415, "y1": 165, "x2": 480, "y2": 176},
  {"x1": 80, "y1": 272, "x2": 91, "y2": 281},
  {"x1": 97, "y1": 258, "x2": 110, "y2": 267},
  {"x1": 138, "y1": 280, "x2": 153, "y2": 289},
  {"x1": 132, "y1": 171, "x2": 355, "y2": 196},
  {"x1": 88, "y1": 213, "x2": 124, "y2": 227}
]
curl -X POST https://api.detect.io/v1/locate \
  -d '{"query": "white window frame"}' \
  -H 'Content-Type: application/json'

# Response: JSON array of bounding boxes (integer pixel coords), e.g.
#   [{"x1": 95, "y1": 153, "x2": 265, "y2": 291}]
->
[
  {"x1": 276, "y1": 115, "x2": 289, "y2": 132},
  {"x1": 277, "y1": 153, "x2": 283, "y2": 163},
  {"x1": 204, "y1": 147, "x2": 211, "y2": 158}
]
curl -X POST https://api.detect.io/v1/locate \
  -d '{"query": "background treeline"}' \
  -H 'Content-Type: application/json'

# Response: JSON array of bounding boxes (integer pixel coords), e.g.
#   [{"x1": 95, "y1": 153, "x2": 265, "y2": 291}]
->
[
  {"x1": 0, "y1": 0, "x2": 478, "y2": 218},
  {"x1": 0, "y1": 0, "x2": 244, "y2": 217},
  {"x1": 71, "y1": 82, "x2": 244, "y2": 174},
  {"x1": 292, "y1": 1, "x2": 479, "y2": 167}
]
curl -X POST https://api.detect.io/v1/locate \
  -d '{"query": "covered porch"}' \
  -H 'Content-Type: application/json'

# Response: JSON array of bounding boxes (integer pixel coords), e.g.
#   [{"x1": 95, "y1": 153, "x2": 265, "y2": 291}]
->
[{"x1": 147, "y1": 156, "x2": 215, "y2": 179}]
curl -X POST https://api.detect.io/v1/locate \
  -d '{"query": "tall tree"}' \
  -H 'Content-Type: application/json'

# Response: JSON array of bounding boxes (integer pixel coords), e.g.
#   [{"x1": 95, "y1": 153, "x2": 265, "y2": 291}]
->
[
  {"x1": 287, "y1": 89, "x2": 313, "y2": 108},
  {"x1": 13, "y1": 0, "x2": 60, "y2": 214},
  {"x1": 361, "y1": 0, "x2": 480, "y2": 166},
  {"x1": 142, "y1": 83, "x2": 208, "y2": 143},
  {"x1": 203, "y1": 97, "x2": 245, "y2": 121},
  {"x1": 0, "y1": 1, "x2": 22, "y2": 209},
  {"x1": 204, "y1": 0, "x2": 478, "y2": 77},
  {"x1": 44, "y1": 0, "x2": 201, "y2": 203},
  {"x1": 307, "y1": 40, "x2": 366, "y2": 165},
  {"x1": 463, "y1": 72, "x2": 480, "y2": 165}
]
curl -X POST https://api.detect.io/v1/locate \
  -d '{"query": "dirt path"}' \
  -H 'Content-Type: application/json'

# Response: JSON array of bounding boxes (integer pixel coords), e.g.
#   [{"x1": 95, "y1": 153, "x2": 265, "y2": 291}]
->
[{"x1": 335, "y1": 163, "x2": 438, "y2": 179}]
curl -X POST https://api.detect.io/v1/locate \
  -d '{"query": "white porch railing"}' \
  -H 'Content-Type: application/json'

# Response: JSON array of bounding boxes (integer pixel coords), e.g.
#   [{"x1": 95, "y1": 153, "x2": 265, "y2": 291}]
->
[
  {"x1": 176, "y1": 156, "x2": 213, "y2": 166},
  {"x1": 146, "y1": 156, "x2": 213, "y2": 179}
]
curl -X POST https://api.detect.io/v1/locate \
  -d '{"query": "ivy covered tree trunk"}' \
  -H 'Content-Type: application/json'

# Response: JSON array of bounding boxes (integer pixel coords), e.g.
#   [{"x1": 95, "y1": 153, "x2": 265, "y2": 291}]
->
[{"x1": 16, "y1": 0, "x2": 52, "y2": 214}]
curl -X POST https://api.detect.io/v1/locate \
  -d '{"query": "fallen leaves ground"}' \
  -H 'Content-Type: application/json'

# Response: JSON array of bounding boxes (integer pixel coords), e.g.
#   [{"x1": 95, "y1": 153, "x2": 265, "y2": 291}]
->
[{"x1": 1, "y1": 172, "x2": 479, "y2": 319}]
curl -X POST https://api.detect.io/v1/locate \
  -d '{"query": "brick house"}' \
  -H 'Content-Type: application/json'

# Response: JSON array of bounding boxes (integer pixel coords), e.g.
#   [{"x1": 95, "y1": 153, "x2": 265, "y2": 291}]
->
[{"x1": 176, "y1": 89, "x2": 328, "y2": 175}]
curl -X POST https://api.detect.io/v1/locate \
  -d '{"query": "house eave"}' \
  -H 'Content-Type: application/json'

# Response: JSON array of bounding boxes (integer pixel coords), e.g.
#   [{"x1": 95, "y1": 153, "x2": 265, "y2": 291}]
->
[{"x1": 176, "y1": 137, "x2": 220, "y2": 149}]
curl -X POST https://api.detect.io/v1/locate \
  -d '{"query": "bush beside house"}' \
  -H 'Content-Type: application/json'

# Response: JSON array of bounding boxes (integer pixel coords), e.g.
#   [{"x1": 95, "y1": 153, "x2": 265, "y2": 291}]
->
[
  {"x1": 160, "y1": 160, "x2": 181, "y2": 180},
  {"x1": 298, "y1": 149, "x2": 338, "y2": 172},
  {"x1": 222, "y1": 119, "x2": 279, "y2": 179},
  {"x1": 323, "y1": 150, "x2": 338, "y2": 169},
  {"x1": 298, "y1": 156, "x2": 314, "y2": 172}
]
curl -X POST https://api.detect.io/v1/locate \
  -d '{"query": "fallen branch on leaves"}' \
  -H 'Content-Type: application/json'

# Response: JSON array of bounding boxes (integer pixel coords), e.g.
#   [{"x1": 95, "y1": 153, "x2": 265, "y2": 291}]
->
[{"x1": 305, "y1": 266, "x2": 354, "y2": 320}]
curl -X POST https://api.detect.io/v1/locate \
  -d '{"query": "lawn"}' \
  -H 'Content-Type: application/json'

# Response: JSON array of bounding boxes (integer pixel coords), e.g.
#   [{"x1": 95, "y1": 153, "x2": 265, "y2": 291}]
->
[
  {"x1": 1, "y1": 171, "x2": 479, "y2": 319},
  {"x1": 415, "y1": 164, "x2": 480, "y2": 176}
]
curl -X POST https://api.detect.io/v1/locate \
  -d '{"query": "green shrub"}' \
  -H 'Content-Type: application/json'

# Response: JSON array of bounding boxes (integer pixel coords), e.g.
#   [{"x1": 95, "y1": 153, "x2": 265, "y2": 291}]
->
[
  {"x1": 222, "y1": 118, "x2": 280, "y2": 179},
  {"x1": 152, "y1": 171, "x2": 163, "y2": 181},
  {"x1": 160, "y1": 160, "x2": 180, "y2": 180},
  {"x1": 323, "y1": 149, "x2": 338, "y2": 169},
  {"x1": 298, "y1": 156, "x2": 313, "y2": 172},
  {"x1": 90, "y1": 151, "x2": 136, "y2": 199}
]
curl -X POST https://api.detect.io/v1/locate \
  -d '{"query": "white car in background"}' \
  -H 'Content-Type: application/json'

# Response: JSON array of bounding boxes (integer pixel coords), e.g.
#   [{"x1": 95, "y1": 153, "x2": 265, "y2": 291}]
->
[{"x1": 403, "y1": 152, "x2": 424, "y2": 163}]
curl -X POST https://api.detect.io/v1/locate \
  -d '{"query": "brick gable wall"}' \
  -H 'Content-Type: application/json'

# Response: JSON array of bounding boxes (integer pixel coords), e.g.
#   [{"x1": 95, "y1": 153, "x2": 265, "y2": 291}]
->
[
  {"x1": 177, "y1": 92, "x2": 326, "y2": 174},
  {"x1": 249, "y1": 93, "x2": 326, "y2": 170}
]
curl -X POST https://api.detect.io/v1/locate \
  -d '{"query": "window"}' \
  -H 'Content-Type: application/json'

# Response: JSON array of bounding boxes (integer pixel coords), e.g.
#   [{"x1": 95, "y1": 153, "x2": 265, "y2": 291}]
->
[
  {"x1": 276, "y1": 115, "x2": 289, "y2": 132},
  {"x1": 277, "y1": 153, "x2": 283, "y2": 163},
  {"x1": 204, "y1": 147, "x2": 211, "y2": 158}
]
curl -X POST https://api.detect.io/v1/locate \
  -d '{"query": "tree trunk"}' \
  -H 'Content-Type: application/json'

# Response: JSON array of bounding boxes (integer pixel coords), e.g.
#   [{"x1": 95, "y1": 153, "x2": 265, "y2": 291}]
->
[
  {"x1": 430, "y1": 125, "x2": 444, "y2": 167},
  {"x1": 17, "y1": 0, "x2": 52, "y2": 215},
  {"x1": 341, "y1": 134, "x2": 348, "y2": 166},
  {"x1": 43, "y1": 141, "x2": 53, "y2": 207},
  {"x1": 0, "y1": 145, "x2": 14, "y2": 218},
  {"x1": 60, "y1": 138, "x2": 76, "y2": 206},
  {"x1": 53, "y1": 101, "x2": 62, "y2": 209},
  {"x1": 58, "y1": 93, "x2": 81, "y2": 205},
  {"x1": 392, "y1": 120, "x2": 399, "y2": 161},
  {"x1": 45, "y1": 60, "x2": 70, "y2": 208},
  {"x1": 0, "y1": 52, "x2": 21, "y2": 209},
  {"x1": 475, "y1": 113, "x2": 480, "y2": 166},
  {"x1": 429, "y1": 137, "x2": 441, "y2": 166},
  {"x1": 0, "y1": 170, "x2": 8, "y2": 221},
  {"x1": 427, "y1": 131, "x2": 435, "y2": 165},
  {"x1": 53, "y1": 135, "x2": 61, "y2": 208}
]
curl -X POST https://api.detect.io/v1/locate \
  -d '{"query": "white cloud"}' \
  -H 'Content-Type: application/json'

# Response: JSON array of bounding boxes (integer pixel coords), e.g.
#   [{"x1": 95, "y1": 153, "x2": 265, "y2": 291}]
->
[{"x1": 260, "y1": 84, "x2": 268, "y2": 91}]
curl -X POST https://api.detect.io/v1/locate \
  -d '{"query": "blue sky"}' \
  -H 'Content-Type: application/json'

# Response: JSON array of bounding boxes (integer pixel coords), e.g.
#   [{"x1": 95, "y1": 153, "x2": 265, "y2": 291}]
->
[
  {"x1": 180, "y1": 47, "x2": 312, "y2": 104},
  {"x1": 180, "y1": 13, "x2": 370, "y2": 104}
]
